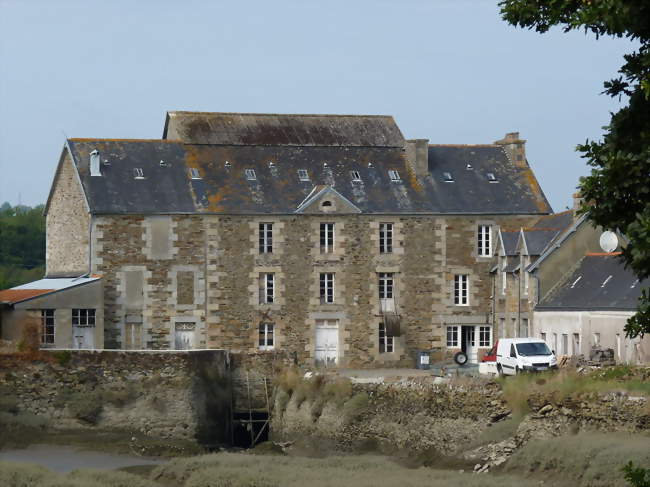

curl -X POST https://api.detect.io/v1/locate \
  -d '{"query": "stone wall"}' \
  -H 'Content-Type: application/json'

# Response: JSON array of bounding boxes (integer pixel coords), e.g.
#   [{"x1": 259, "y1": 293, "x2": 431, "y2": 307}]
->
[
  {"x1": 91, "y1": 213, "x2": 540, "y2": 366},
  {"x1": 0, "y1": 350, "x2": 230, "y2": 446},
  {"x1": 45, "y1": 152, "x2": 90, "y2": 277}
]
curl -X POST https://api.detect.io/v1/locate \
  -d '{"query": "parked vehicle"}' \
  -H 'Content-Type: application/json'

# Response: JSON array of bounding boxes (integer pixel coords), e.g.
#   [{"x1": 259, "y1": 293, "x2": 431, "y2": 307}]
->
[
  {"x1": 495, "y1": 338, "x2": 557, "y2": 376},
  {"x1": 478, "y1": 341, "x2": 498, "y2": 376}
]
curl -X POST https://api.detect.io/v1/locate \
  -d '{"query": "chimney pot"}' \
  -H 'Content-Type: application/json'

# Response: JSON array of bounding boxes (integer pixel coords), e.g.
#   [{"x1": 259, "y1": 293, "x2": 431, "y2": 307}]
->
[{"x1": 90, "y1": 149, "x2": 101, "y2": 176}]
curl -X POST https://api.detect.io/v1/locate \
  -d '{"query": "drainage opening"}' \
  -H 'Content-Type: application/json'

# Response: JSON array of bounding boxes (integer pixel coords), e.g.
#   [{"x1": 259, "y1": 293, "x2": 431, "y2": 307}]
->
[{"x1": 232, "y1": 411, "x2": 269, "y2": 448}]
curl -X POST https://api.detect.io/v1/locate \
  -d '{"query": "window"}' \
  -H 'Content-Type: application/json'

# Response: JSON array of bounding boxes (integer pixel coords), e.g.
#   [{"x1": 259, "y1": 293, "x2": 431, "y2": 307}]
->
[
  {"x1": 388, "y1": 170, "x2": 401, "y2": 181},
  {"x1": 320, "y1": 273, "x2": 334, "y2": 304},
  {"x1": 540, "y1": 332, "x2": 547, "y2": 344},
  {"x1": 298, "y1": 169, "x2": 309, "y2": 181},
  {"x1": 443, "y1": 172, "x2": 454, "y2": 182},
  {"x1": 524, "y1": 257, "x2": 530, "y2": 294},
  {"x1": 573, "y1": 333, "x2": 580, "y2": 355},
  {"x1": 593, "y1": 332, "x2": 601, "y2": 346},
  {"x1": 487, "y1": 172, "x2": 498, "y2": 182},
  {"x1": 133, "y1": 168, "x2": 144, "y2": 179},
  {"x1": 350, "y1": 170, "x2": 361, "y2": 182},
  {"x1": 454, "y1": 274, "x2": 469, "y2": 305},
  {"x1": 245, "y1": 169, "x2": 256, "y2": 180},
  {"x1": 259, "y1": 273, "x2": 275, "y2": 304},
  {"x1": 259, "y1": 323, "x2": 275, "y2": 350},
  {"x1": 189, "y1": 168, "x2": 201, "y2": 179},
  {"x1": 40, "y1": 309, "x2": 55, "y2": 345},
  {"x1": 479, "y1": 326, "x2": 491, "y2": 347},
  {"x1": 446, "y1": 325, "x2": 459, "y2": 347},
  {"x1": 477, "y1": 225, "x2": 491, "y2": 257},
  {"x1": 320, "y1": 223, "x2": 334, "y2": 253},
  {"x1": 379, "y1": 273, "x2": 394, "y2": 299},
  {"x1": 379, "y1": 322, "x2": 394, "y2": 353},
  {"x1": 562, "y1": 334, "x2": 568, "y2": 355},
  {"x1": 553, "y1": 333, "x2": 558, "y2": 353},
  {"x1": 501, "y1": 257, "x2": 507, "y2": 294},
  {"x1": 259, "y1": 223, "x2": 273, "y2": 253},
  {"x1": 72, "y1": 309, "x2": 96, "y2": 327},
  {"x1": 379, "y1": 223, "x2": 393, "y2": 253}
]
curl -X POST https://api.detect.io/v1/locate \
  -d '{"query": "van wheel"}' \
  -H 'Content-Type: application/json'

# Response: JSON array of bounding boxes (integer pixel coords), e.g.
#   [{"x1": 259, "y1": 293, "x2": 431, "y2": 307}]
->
[{"x1": 454, "y1": 351, "x2": 468, "y2": 365}]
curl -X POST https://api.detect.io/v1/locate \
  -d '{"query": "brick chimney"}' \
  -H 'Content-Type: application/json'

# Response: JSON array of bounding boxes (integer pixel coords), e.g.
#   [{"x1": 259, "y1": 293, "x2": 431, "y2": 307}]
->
[
  {"x1": 405, "y1": 139, "x2": 429, "y2": 179},
  {"x1": 494, "y1": 132, "x2": 527, "y2": 168}
]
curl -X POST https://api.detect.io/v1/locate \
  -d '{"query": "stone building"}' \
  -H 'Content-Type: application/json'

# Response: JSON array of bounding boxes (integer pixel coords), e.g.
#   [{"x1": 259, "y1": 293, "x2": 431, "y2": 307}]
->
[{"x1": 42, "y1": 112, "x2": 552, "y2": 366}]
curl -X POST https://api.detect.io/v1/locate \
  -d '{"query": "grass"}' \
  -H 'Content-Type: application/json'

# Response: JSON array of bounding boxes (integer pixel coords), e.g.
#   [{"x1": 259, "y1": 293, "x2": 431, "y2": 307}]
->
[
  {"x1": 499, "y1": 366, "x2": 650, "y2": 414},
  {"x1": 503, "y1": 432, "x2": 650, "y2": 487}
]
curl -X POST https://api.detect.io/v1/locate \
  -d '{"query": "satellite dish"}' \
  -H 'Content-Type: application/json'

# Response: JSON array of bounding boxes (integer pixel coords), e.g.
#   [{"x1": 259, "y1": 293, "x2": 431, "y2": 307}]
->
[{"x1": 599, "y1": 231, "x2": 618, "y2": 253}]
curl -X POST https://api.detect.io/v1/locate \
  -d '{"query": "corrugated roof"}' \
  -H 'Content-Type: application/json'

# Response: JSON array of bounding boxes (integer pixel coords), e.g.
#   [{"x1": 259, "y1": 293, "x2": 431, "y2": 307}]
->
[
  {"x1": 67, "y1": 139, "x2": 552, "y2": 216},
  {"x1": 163, "y1": 111, "x2": 406, "y2": 147},
  {"x1": 536, "y1": 254, "x2": 644, "y2": 311},
  {"x1": 1, "y1": 277, "x2": 101, "y2": 305}
]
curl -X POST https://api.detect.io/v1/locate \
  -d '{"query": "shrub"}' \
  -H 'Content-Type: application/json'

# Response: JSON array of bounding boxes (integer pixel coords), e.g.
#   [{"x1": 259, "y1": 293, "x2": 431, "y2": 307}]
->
[
  {"x1": 275, "y1": 367, "x2": 301, "y2": 395},
  {"x1": 342, "y1": 392, "x2": 369, "y2": 422},
  {"x1": 322, "y1": 377, "x2": 353, "y2": 406},
  {"x1": 52, "y1": 350, "x2": 72, "y2": 366},
  {"x1": 66, "y1": 391, "x2": 103, "y2": 424},
  {"x1": 274, "y1": 389, "x2": 290, "y2": 413},
  {"x1": 0, "y1": 461, "x2": 49, "y2": 487}
]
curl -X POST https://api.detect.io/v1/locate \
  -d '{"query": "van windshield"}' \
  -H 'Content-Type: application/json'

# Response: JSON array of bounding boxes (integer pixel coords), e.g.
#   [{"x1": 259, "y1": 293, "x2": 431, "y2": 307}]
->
[{"x1": 516, "y1": 342, "x2": 552, "y2": 356}]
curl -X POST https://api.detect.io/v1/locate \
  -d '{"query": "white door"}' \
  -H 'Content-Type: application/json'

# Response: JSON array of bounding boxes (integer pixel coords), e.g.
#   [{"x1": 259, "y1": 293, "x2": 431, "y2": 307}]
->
[
  {"x1": 315, "y1": 320, "x2": 339, "y2": 366},
  {"x1": 72, "y1": 326, "x2": 94, "y2": 349},
  {"x1": 174, "y1": 322, "x2": 196, "y2": 350},
  {"x1": 464, "y1": 326, "x2": 478, "y2": 364}
]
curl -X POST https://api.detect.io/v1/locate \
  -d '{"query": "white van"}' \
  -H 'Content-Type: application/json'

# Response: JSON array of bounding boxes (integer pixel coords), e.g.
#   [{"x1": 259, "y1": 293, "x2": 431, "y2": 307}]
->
[{"x1": 496, "y1": 338, "x2": 558, "y2": 376}]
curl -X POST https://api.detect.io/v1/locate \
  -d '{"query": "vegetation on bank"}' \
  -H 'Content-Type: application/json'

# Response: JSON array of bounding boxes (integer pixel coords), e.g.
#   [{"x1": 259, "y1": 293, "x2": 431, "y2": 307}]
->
[{"x1": 0, "y1": 202, "x2": 45, "y2": 290}]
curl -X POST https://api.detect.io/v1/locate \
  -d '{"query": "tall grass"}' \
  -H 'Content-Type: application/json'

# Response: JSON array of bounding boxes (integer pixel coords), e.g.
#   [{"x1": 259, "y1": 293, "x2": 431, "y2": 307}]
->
[{"x1": 499, "y1": 367, "x2": 650, "y2": 414}]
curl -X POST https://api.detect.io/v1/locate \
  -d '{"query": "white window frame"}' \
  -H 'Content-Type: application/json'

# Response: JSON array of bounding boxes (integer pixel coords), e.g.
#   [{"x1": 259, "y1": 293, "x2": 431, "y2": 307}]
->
[
  {"x1": 378, "y1": 322, "x2": 394, "y2": 353},
  {"x1": 350, "y1": 170, "x2": 362, "y2": 182},
  {"x1": 320, "y1": 223, "x2": 334, "y2": 254},
  {"x1": 259, "y1": 223, "x2": 273, "y2": 254},
  {"x1": 72, "y1": 309, "x2": 96, "y2": 327},
  {"x1": 454, "y1": 274, "x2": 469, "y2": 306},
  {"x1": 477, "y1": 225, "x2": 491, "y2": 257},
  {"x1": 379, "y1": 222, "x2": 393, "y2": 254},
  {"x1": 446, "y1": 325, "x2": 459, "y2": 348},
  {"x1": 388, "y1": 170, "x2": 401, "y2": 181},
  {"x1": 478, "y1": 326, "x2": 491, "y2": 347},
  {"x1": 245, "y1": 169, "x2": 256, "y2": 180},
  {"x1": 501, "y1": 257, "x2": 507, "y2": 295},
  {"x1": 259, "y1": 273, "x2": 275, "y2": 304},
  {"x1": 40, "y1": 309, "x2": 55, "y2": 345},
  {"x1": 298, "y1": 169, "x2": 309, "y2": 181},
  {"x1": 258, "y1": 322, "x2": 275, "y2": 350},
  {"x1": 320, "y1": 273, "x2": 335, "y2": 304},
  {"x1": 378, "y1": 272, "x2": 394, "y2": 299}
]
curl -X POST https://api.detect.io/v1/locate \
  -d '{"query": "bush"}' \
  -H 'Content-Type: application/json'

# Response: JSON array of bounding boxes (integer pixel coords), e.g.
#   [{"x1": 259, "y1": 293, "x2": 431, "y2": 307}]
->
[
  {"x1": 275, "y1": 368, "x2": 301, "y2": 395},
  {"x1": 322, "y1": 377, "x2": 353, "y2": 406},
  {"x1": 66, "y1": 391, "x2": 103, "y2": 424},
  {"x1": 52, "y1": 350, "x2": 72, "y2": 366},
  {"x1": 0, "y1": 461, "x2": 49, "y2": 487},
  {"x1": 342, "y1": 392, "x2": 369, "y2": 423}
]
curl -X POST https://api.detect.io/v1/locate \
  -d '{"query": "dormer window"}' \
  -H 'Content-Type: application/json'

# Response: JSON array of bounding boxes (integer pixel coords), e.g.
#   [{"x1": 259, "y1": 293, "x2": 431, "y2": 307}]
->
[
  {"x1": 388, "y1": 170, "x2": 400, "y2": 181},
  {"x1": 351, "y1": 170, "x2": 361, "y2": 182},
  {"x1": 133, "y1": 168, "x2": 144, "y2": 179},
  {"x1": 466, "y1": 164, "x2": 473, "y2": 170},
  {"x1": 487, "y1": 173, "x2": 498, "y2": 182},
  {"x1": 189, "y1": 168, "x2": 201, "y2": 179},
  {"x1": 443, "y1": 172, "x2": 454, "y2": 182},
  {"x1": 298, "y1": 169, "x2": 309, "y2": 181},
  {"x1": 245, "y1": 169, "x2": 256, "y2": 181}
]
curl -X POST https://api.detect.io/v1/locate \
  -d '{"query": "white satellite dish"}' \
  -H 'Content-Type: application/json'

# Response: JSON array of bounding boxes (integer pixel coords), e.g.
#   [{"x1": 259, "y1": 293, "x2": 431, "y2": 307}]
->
[{"x1": 599, "y1": 231, "x2": 618, "y2": 253}]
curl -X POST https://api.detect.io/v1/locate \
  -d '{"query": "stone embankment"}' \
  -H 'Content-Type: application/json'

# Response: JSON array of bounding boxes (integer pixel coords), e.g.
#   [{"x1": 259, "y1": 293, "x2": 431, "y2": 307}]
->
[{"x1": 271, "y1": 373, "x2": 650, "y2": 471}]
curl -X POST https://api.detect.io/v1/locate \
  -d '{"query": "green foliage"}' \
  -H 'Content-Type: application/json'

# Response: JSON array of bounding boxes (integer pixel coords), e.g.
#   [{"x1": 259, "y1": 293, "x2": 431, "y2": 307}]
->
[
  {"x1": 52, "y1": 350, "x2": 72, "y2": 366},
  {"x1": 623, "y1": 462, "x2": 650, "y2": 487},
  {"x1": 0, "y1": 203, "x2": 45, "y2": 289},
  {"x1": 342, "y1": 392, "x2": 369, "y2": 422},
  {"x1": 499, "y1": 1, "x2": 650, "y2": 338},
  {"x1": 66, "y1": 391, "x2": 104, "y2": 424}
]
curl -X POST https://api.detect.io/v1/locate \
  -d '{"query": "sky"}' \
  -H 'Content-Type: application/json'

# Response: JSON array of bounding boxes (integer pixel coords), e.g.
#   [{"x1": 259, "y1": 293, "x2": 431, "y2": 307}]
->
[{"x1": 0, "y1": 0, "x2": 637, "y2": 212}]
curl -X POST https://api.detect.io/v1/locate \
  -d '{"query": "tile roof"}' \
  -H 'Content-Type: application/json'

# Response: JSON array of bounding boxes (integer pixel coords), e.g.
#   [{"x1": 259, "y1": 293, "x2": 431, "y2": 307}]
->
[
  {"x1": 0, "y1": 289, "x2": 53, "y2": 304},
  {"x1": 536, "y1": 254, "x2": 644, "y2": 311}
]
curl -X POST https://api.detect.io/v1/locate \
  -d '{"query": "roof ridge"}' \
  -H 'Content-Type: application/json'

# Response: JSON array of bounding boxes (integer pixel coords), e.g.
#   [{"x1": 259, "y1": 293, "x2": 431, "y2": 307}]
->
[
  {"x1": 69, "y1": 138, "x2": 181, "y2": 143},
  {"x1": 428, "y1": 144, "x2": 497, "y2": 148},
  {"x1": 167, "y1": 111, "x2": 393, "y2": 119}
]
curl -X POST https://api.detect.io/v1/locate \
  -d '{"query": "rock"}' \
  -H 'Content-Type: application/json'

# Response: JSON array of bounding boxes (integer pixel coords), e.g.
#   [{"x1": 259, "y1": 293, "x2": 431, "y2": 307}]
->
[
  {"x1": 474, "y1": 463, "x2": 482, "y2": 472},
  {"x1": 539, "y1": 404, "x2": 554, "y2": 415}
]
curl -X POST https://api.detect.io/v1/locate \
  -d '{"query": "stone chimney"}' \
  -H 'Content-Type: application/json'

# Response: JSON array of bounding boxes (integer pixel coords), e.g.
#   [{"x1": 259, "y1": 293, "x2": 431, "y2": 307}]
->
[
  {"x1": 572, "y1": 191, "x2": 584, "y2": 219},
  {"x1": 494, "y1": 132, "x2": 527, "y2": 168},
  {"x1": 90, "y1": 149, "x2": 102, "y2": 177},
  {"x1": 405, "y1": 139, "x2": 429, "y2": 179}
]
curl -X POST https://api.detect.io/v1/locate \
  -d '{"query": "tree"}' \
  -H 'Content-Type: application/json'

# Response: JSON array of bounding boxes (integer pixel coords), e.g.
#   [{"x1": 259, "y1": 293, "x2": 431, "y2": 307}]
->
[{"x1": 499, "y1": 0, "x2": 650, "y2": 338}]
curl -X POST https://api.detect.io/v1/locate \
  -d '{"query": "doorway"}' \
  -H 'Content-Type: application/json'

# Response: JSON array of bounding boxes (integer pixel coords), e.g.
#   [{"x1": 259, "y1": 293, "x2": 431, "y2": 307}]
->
[
  {"x1": 461, "y1": 325, "x2": 478, "y2": 364},
  {"x1": 315, "y1": 319, "x2": 339, "y2": 366}
]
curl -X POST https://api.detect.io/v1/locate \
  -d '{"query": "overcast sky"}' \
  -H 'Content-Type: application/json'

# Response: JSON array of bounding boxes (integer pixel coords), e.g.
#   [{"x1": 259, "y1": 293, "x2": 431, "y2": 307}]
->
[{"x1": 0, "y1": 0, "x2": 636, "y2": 211}]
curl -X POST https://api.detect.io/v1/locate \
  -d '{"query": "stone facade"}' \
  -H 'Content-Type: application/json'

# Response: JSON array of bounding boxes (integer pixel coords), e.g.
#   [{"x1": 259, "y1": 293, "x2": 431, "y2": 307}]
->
[{"x1": 88, "y1": 211, "x2": 538, "y2": 366}]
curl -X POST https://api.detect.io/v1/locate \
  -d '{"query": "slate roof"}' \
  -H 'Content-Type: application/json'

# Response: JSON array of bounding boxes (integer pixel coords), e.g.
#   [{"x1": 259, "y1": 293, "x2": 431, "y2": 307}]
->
[
  {"x1": 500, "y1": 231, "x2": 520, "y2": 256},
  {"x1": 0, "y1": 277, "x2": 101, "y2": 305},
  {"x1": 57, "y1": 113, "x2": 553, "y2": 216},
  {"x1": 532, "y1": 210, "x2": 573, "y2": 231},
  {"x1": 536, "y1": 254, "x2": 644, "y2": 311},
  {"x1": 163, "y1": 112, "x2": 406, "y2": 147},
  {"x1": 522, "y1": 229, "x2": 563, "y2": 256}
]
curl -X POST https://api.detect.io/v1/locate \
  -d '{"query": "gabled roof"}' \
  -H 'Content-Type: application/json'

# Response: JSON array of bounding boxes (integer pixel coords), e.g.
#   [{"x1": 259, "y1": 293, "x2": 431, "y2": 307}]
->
[
  {"x1": 0, "y1": 276, "x2": 101, "y2": 305},
  {"x1": 163, "y1": 111, "x2": 406, "y2": 147},
  {"x1": 536, "y1": 254, "x2": 643, "y2": 311},
  {"x1": 499, "y1": 230, "x2": 520, "y2": 256},
  {"x1": 426, "y1": 146, "x2": 551, "y2": 214},
  {"x1": 295, "y1": 185, "x2": 361, "y2": 214}
]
